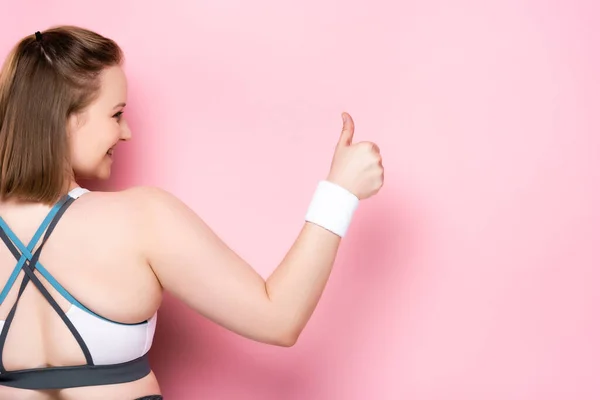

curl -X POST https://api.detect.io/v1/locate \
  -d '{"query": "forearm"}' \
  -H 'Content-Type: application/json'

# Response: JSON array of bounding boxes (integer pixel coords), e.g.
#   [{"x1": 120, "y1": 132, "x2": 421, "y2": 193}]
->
[
  {"x1": 265, "y1": 221, "x2": 342, "y2": 343},
  {"x1": 264, "y1": 179, "x2": 359, "y2": 343}
]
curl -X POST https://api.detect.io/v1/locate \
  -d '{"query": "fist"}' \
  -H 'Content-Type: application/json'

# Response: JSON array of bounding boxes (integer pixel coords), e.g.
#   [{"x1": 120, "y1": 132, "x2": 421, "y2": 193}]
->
[{"x1": 326, "y1": 112, "x2": 384, "y2": 200}]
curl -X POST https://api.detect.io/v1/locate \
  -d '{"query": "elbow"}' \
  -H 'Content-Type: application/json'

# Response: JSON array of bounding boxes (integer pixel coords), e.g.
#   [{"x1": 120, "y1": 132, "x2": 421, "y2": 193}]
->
[
  {"x1": 277, "y1": 332, "x2": 299, "y2": 347},
  {"x1": 274, "y1": 334, "x2": 298, "y2": 347},
  {"x1": 262, "y1": 294, "x2": 302, "y2": 347},
  {"x1": 270, "y1": 325, "x2": 301, "y2": 347}
]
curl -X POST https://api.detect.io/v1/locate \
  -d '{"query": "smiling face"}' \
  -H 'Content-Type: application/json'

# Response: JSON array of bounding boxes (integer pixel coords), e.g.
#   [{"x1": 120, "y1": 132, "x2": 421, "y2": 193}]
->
[{"x1": 68, "y1": 65, "x2": 131, "y2": 180}]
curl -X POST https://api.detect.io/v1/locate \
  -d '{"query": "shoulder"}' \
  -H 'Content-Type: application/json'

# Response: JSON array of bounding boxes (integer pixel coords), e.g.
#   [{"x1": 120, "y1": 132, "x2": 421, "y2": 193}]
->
[
  {"x1": 75, "y1": 185, "x2": 205, "y2": 232},
  {"x1": 79, "y1": 185, "x2": 181, "y2": 209},
  {"x1": 93, "y1": 186, "x2": 199, "y2": 227},
  {"x1": 72, "y1": 185, "x2": 200, "y2": 250},
  {"x1": 117, "y1": 185, "x2": 189, "y2": 213},
  {"x1": 112, "y1": 185, "x2": 173, "y2": 203},
  {"x1": 67, "y1": 185, "x2": 185, "y2": 226},
  {"x1": 106, "y1": 186, "x2": 214, "y2": 258}
]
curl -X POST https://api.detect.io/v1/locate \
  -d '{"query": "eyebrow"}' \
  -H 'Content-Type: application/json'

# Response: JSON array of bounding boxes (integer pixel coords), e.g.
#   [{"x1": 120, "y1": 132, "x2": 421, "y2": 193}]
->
[{"x1": 113, "y1": 102, "x2": 127, "y2": 109}]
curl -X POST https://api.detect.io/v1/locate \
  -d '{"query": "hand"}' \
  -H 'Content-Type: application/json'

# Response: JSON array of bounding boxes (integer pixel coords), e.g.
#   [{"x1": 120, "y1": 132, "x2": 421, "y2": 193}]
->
[{"x1": 326, "y1": 112, "x2": 384, "y2": 200}]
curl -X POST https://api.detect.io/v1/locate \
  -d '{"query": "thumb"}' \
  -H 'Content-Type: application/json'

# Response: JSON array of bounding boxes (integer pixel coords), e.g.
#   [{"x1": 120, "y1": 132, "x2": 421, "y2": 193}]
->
[{"x1": 337, "y1": 112, "x2": 354, "y2": 149}]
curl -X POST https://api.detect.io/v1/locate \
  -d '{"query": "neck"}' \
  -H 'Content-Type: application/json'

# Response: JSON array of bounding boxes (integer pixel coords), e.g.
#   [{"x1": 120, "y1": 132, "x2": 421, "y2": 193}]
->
[
  {"x1": 68, "y1": 180, "x2": 80, "y2": 192},
  {"x1": 64, "y1": 171, "x2": 80, "y2": 193}
]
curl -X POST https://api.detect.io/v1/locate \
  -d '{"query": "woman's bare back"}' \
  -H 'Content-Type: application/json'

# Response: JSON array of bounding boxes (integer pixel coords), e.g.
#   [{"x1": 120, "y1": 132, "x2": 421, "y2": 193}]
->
[{"x1": 0, "y1": 189, "x2": 163, "y2": 400}]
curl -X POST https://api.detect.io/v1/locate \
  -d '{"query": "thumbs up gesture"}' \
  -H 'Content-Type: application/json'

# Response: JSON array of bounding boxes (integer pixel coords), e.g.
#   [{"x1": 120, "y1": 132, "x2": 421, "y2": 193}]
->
[{"x1": 326, "y1": 113, "x2": 384, "y2": 200}]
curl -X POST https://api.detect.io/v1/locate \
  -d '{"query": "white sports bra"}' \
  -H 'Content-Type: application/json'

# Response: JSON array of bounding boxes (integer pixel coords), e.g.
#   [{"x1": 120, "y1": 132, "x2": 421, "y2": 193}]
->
[{"x1": 0, "y1": 188, "x2": 157, "y2": 390}]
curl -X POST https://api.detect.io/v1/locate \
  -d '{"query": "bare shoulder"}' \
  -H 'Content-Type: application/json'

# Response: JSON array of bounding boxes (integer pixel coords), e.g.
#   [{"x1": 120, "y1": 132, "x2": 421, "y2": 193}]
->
[
  {"x1": 77, "y1": 185, "x2": 183, "y2": 216},
  {"x1": 115, "y1": 186, "x2": 186, "y2": 209},
  {"x1": 64, "y1": 185, "x2": 189, "y2": 242},
  {"x1": 113, "y1": 185, "x2": 197, "y2": 225},
  {"x1": 117, "y1": 185, "x2": 171, "y2": 198},
  {"x1": 67, "y1": 185, "x2": 199, "y2": 267},
  {"x1": 90, "y1": 185, "x2": 206, "y2": 244}
]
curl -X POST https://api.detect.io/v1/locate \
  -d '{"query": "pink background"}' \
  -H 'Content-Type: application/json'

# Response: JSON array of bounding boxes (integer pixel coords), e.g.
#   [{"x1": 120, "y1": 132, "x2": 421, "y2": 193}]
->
[{"x1": 2, "y1": 0, "x2": 599, "y2": 398}]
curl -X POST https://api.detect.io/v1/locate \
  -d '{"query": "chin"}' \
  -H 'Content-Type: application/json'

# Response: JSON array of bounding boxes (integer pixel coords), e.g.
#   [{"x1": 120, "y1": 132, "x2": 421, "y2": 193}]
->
[{"x1": 96, "y1": 166, "x2": 112, "y2": 180}]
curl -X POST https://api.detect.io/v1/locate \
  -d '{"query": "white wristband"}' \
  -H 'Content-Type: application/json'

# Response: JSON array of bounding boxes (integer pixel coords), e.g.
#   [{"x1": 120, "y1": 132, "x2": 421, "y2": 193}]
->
[{"x1": 304, "y1": 180, "x2": 359, "y2": 237}]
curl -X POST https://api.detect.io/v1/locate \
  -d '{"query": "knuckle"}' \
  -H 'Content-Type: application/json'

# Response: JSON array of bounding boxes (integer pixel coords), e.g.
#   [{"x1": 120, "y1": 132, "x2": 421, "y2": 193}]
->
[
  {"x1": 360, "y1": 141, "x2": 373, "y2": 150},
  {"x1": 370, "y1": 154, "x2": 382, "y2": 167}
]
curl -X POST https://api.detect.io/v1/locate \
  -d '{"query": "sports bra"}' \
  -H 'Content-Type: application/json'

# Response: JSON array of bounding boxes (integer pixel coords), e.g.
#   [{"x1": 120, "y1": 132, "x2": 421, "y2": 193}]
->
[{"x1": 0, "y1": 188, "x2": 157, "y2": 390}]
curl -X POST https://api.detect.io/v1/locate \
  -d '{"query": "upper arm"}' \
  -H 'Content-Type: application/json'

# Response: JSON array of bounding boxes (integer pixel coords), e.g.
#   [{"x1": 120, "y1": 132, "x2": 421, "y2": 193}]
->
[{"x1": 133, "y1": 186, "x2": 291, "y2": 346}]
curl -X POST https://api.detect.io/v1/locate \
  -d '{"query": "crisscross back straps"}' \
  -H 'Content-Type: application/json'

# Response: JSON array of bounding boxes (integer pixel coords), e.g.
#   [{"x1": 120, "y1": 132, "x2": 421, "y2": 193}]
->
[{"x1": 0, "y1": 195, "x2": 94, "y2": 372}]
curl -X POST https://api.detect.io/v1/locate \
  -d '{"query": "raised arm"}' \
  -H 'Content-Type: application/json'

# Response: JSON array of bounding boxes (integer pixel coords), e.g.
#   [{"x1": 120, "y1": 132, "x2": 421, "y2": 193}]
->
[{"x1": 141, "y1": 113, "x2": 384, "y2": 346}]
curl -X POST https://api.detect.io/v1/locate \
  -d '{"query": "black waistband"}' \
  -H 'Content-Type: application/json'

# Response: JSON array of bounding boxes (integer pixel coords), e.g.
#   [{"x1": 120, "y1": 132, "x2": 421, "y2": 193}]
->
[{"x1": 0, "y1": 353, "x2": 151, "y2": 390}]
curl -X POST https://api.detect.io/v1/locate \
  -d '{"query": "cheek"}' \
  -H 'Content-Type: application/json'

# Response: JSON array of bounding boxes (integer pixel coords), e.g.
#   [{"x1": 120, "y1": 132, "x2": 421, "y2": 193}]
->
[
  {"x1": 69, "y1": 137, "x2": 95, "y2": 175},
  {"x1": 102, "y1": 119, "x2": 121, "y2": 143},
  {"x1": 69, "y1": 120, "x2": 116, "y2": 170}
]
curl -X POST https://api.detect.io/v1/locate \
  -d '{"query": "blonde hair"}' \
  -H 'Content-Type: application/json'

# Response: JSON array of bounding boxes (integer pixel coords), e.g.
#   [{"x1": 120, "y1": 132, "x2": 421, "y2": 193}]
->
[{"x1": 0, "y1": 25, "x2": 123, "y2": 204}]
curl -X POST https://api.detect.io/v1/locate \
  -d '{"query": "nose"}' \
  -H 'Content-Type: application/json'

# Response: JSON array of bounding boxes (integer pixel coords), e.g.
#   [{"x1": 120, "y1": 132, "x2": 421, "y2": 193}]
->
[{"x1": 120, "y1": 119, "x2": 132, "y2": 141}]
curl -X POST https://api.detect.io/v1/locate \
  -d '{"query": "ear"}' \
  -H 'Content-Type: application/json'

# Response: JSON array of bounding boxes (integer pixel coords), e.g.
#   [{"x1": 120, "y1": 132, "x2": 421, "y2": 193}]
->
[
  {"x1": 66, "y1": 113, "x2": 77, "y2": 138},
  {"x1": 66, "y1": 111, "x2": 86, "y2": 137}
]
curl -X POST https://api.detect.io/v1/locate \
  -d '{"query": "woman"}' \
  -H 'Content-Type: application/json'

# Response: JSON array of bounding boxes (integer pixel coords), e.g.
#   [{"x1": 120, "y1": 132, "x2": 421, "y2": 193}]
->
[{"x1": 0, "y1": 26, "x2": 384, "y2": 400}]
